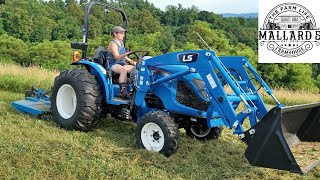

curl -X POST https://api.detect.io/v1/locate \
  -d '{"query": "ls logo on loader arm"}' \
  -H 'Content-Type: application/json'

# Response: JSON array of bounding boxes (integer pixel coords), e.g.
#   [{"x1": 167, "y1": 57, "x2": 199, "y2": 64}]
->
[{"x1": 178, "y1": 53, "x2": 199, "y2": 63}]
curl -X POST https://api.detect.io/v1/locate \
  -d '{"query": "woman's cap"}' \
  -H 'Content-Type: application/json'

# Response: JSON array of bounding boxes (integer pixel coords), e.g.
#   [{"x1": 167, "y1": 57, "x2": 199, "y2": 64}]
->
[{"x1": 112, "y1": 26, "x2": 127, "y2": 33}]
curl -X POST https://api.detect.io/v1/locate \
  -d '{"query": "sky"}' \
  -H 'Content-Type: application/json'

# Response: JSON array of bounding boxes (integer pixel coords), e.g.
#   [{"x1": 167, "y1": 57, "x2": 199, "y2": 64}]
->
[{"x1": 146, "y1": 0, "x2": 258, "y2": 14}]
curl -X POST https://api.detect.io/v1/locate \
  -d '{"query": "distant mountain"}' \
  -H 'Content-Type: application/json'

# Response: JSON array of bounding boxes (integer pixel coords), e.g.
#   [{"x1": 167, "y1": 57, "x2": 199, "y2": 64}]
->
[{"x1": 221, "y1": 13, "x2": 258, "y2": 18}]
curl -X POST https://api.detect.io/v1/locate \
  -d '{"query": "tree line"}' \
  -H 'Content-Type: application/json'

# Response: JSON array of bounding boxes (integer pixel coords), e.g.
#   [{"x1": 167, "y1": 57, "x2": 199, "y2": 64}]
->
[{"x1": 0, "y1": 0, "x2": 319, "y2": 92}]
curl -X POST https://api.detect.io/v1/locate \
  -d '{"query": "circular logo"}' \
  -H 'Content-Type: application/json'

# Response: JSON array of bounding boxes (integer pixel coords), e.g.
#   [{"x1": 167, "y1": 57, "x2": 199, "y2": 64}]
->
[
  {"x1": 263, "y1": 3, "x2": 316, "y2": 30},
  {"x1": 259, "y1": 3, "x2": 320, "y2": 58}
]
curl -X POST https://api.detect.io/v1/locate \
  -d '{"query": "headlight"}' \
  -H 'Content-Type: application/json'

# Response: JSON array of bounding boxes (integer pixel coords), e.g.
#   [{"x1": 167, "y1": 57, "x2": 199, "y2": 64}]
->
[{"x1": 72, "y1": 51, "x2": 81, "y2": 62}]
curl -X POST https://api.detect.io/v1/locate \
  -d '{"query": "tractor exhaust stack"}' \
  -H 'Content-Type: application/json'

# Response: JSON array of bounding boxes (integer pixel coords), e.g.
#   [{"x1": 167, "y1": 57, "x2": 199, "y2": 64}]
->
[{"x1": 243, "y1": 102, "x2": 320, "y2": 173}]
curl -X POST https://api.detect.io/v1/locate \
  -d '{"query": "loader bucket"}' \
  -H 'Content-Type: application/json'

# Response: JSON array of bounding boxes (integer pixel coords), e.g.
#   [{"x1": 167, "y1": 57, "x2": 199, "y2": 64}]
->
[{"x1": 244, "y1": 102, "x2": 320, "y2": 174}]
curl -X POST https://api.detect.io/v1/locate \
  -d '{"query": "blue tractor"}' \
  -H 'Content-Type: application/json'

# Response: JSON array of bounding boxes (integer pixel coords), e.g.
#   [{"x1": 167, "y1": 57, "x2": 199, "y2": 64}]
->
[{"x1": 12, "y1": 1, "x2": 320, "y2": 174}]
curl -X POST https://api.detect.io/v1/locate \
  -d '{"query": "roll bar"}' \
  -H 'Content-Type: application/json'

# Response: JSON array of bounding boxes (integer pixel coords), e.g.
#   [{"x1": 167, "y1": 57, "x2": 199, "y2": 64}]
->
[{"x1": 72, "y1": 0, "x2": 128, "y2": 59}]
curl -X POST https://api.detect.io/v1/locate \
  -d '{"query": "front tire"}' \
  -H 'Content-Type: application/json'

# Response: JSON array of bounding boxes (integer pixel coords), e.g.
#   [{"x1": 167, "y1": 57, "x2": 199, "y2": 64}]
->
[
  {"x1": 51, "y1": 68, "x2": 103, "y2": 131},
  {"x1": 136, "y1": 111, "x2": 179, "y2": 156}
]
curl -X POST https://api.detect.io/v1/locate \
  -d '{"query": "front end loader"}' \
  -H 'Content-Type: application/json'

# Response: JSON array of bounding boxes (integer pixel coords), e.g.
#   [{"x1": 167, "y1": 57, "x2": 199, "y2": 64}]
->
[
  {"x1": 132, "y1": 50, "x2": 320, "y2": 174},
  {"x1": 12, "y1": 0, "x2": 319, "y2": 174}
]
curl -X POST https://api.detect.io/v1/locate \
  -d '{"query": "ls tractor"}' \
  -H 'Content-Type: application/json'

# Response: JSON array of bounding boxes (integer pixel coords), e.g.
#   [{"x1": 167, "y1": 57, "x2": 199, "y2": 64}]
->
[{"x1": 12, "y1": 1, "x2": 320, "y2": 174}]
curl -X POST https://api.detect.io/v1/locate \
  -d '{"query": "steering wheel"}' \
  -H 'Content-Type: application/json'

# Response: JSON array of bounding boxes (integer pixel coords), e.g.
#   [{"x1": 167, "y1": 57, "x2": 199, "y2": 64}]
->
[
  {"x1": 127, "y1": 50, "x2": 150, "y2": 61},
  {"x1": 127, "y1": 50, "x2": 150, "y2": 73}
]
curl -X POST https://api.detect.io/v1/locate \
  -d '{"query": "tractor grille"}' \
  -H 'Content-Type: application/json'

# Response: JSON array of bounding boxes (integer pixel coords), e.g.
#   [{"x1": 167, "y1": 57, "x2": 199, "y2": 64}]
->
[{"x1": 176, "y1": 80, "x2": 211, "y2": 111}]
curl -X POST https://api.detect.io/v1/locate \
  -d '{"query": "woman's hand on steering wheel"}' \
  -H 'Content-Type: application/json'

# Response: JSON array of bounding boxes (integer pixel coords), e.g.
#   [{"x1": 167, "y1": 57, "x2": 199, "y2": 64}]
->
[{"x1": 127, "y1": 50, "x2": 150, "y2": 61}]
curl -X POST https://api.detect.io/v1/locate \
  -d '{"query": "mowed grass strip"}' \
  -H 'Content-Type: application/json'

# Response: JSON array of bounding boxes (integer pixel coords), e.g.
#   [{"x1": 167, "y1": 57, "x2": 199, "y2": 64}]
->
[
  {"x1": 1, "y1": 90, "x2": 320, "y2": 179},
  {"x1": 0, "y1": 64, "x2": 319, "y2": 179}
]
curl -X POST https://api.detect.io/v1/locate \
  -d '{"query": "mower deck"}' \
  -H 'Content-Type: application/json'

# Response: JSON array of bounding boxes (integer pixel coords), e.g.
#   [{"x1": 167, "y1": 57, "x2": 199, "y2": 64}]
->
[{"x1": 12, "y1": 97, "x2": 50, "y2": 116}]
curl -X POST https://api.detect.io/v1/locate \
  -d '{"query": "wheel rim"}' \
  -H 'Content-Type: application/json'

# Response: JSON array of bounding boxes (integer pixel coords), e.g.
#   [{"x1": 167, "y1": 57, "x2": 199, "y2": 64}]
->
[
  {"x1": 141, "y1": 122, "x2": 165, "y2": 151},
  {"x1": 190, "y1": 125, "x2": 211, "y2": 137},
  {"x1": 56, "y1": 84, "x2": 77, "y2": 119}
]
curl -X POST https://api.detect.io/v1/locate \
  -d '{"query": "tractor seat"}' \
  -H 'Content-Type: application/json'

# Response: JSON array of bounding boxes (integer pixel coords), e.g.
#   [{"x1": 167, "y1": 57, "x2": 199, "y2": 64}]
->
[
  {"x1": 92, "y1": 47, "x2": 118, "y2": 83},
  {"x1": 93, "y1": 46, "x2": 109, "y2": 67}
]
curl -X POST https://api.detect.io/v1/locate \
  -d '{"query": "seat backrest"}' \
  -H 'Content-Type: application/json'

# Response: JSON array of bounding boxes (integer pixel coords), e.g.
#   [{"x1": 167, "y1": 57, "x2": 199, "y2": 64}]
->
[{"x1": 93, "y1": 46, "x2": 111, "y2": 68}]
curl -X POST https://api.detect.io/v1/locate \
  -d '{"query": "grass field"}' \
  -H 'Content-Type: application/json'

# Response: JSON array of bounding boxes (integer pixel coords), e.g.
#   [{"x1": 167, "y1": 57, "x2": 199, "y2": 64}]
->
[{"x1": 0, "y1": 63, "x2": 319, "y2": 179}]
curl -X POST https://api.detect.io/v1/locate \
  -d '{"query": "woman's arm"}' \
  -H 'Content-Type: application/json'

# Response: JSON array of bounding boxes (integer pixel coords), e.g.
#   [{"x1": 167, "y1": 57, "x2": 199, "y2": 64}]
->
[
  {"x1": 108, "y1": 42, "x2": 130, "y2": 60},
  {"x1": 125, "y1": 56, "x2": 136, "y2": 65}
]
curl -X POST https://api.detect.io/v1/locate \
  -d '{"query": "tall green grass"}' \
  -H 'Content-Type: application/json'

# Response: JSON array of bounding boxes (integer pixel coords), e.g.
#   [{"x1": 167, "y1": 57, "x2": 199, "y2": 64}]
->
[
  {"x1": 0, "y1": 63, "x2": 319, "y2": 179},
  {"x1": 261, "y1": 88, "x2": 320, "y2": 106},
  {"x1": 0, "y1": 63, "x2": 58, "y2": 93}
]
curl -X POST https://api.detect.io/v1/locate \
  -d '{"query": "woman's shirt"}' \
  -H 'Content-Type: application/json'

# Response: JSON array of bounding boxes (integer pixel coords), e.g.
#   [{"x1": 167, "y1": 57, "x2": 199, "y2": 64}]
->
[{"x1": 108, "y1": 39, "x2": 126, "y2": 67}]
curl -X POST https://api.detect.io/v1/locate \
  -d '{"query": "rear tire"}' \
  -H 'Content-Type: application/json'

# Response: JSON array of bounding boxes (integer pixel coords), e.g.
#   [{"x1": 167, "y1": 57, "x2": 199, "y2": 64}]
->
[
  {"x1": 51, "y1": 68, "x2": 103, "y2": 131},
  {"x1": 136, "y1": 111, "x2": 179, "y2": 156}
]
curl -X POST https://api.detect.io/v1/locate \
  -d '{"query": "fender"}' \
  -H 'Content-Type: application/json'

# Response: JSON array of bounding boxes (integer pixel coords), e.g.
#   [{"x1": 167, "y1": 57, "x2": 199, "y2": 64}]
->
[{"x1": 72, "y1": 60, "x2": 111, "y2": 100}]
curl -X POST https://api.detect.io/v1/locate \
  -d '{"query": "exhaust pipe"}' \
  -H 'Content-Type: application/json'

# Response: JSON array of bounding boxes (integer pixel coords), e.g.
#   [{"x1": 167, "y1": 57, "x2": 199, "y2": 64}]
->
[{"x1": 243, "y1": 102, "x2": 320, "y2": 174}]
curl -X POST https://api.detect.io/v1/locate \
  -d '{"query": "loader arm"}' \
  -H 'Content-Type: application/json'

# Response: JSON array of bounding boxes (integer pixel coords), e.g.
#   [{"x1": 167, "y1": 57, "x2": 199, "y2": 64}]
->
[{"x1": 135, "y1": 50, "x2": 269, "y2": 134}]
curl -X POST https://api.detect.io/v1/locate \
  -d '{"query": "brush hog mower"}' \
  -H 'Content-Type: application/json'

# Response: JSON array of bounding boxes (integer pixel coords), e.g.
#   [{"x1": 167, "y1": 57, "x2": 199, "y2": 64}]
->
[
  {"x1": 12, "y1": 85, "x2": 51, "y2": 117},
  {"x1": 12, "y1": 0, "x2": 320, "y2": 174}
]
